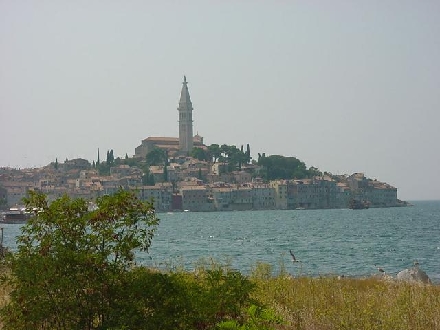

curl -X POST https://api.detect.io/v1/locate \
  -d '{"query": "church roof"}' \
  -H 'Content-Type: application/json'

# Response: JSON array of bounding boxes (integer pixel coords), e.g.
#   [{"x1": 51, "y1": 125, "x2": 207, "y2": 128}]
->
[
  {"x1": 143, "y1": 137, "x2": 178, "y2": 142},
  {"x1": 142, "y1": 136, "x2": 204, "y2": 145}
]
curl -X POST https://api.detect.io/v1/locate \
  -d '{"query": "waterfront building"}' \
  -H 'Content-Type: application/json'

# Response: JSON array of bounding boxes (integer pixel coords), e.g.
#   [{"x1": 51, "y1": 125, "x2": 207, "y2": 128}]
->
[
  {"x1": 211, "y1": 186, "x2": 234, "y2": 211},
  {"x1": 336, "y1": 183, "x2": 351, "y2": 208},
  {"x1": 286, "y1": 177, "x2": 341, "y2": 209},
  {"x1": 348, "y1": 173, "x2": 399, "y2": 207},
  {"x1": 287, "y1": 180, "x2": 313, "y2": 209},
  {"x1": 252, "y1": 184, "x2": 276, "y2": 209},
  {"x1": 2, "y1": 182, "x2": 36, "y2": 207},
  {"x1": 361, "y1": 180, "x2": 398, "y2": 207},
  {"x1": 180, "y1": 185, "x2": 214, "y2": 212},
  {"x1": 137, "y1": 184, "x2": 173, "y2": 212},
  {"x1": 231, "y1": 185, "x2": 253, "y2": 211},
  {"x1": 270, "y1": 180, "x2": 288, "y2": 210}
]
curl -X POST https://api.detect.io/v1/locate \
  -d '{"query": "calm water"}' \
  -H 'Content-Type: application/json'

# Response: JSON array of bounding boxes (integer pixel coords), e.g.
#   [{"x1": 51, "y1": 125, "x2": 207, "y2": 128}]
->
[{"x1": 2, "y1": 201, "x2": 440, "y2": 283}]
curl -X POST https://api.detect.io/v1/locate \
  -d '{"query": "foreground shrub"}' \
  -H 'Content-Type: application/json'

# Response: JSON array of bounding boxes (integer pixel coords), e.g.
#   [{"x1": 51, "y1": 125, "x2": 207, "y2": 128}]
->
[
  {"x1": 190, "y1": 267, "x2": 257, "y2": 329},
  {"x1": 0, "y1": 189, "x2": 159, "y2": 330},
  {"x1": 217, "y1": 304, "x2": 283, "y2": 330},
  {"x1": 109, "y1": 268, "x2": 192, "y2": 329},
  {"x1": 102, "y1": 265, "x2": 257, "y2": 330}
]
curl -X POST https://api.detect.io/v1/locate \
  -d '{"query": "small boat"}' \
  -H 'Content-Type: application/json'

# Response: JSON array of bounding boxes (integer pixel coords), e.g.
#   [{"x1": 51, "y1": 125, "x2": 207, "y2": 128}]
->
[{"x1": 1, "y1": 208, "x2": 31, "y2": 224}]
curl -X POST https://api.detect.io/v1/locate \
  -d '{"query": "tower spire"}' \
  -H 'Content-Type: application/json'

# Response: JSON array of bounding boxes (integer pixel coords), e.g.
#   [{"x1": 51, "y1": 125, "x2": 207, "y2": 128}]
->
[{"x1": 178, "y1": 76, "x2": 194, "y2": 154}]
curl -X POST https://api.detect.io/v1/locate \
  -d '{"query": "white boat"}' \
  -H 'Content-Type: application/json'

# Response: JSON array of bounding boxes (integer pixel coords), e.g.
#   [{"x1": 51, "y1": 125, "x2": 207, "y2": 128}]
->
[{"x1": 1, "y1": 208, "x2": 30, "y2": 224}]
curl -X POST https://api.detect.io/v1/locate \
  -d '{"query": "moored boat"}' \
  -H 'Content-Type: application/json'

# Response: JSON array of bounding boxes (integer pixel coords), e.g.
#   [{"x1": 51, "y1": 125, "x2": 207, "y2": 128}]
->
[{"x1": 1, "y1": 208, "x2": 31, "y2": 224}]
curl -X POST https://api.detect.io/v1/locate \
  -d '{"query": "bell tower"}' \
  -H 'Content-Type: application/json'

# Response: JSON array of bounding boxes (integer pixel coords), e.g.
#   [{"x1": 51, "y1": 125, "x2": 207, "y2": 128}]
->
[{"x1": 178, "y1": 75, "x2": 194, "y2": 154}]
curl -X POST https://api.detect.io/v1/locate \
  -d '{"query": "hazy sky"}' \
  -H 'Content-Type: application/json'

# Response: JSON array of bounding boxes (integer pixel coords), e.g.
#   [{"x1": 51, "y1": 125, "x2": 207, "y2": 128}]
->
[{"x1": 1, "y1": 1, "x2": 439, "y2": 201}]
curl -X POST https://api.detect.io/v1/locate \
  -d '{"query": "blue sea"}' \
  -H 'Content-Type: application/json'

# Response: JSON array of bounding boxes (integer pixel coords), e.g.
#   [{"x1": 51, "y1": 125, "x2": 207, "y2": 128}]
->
[{"x1": 2, "y1": 201, "x2": 439, "y2": 283}]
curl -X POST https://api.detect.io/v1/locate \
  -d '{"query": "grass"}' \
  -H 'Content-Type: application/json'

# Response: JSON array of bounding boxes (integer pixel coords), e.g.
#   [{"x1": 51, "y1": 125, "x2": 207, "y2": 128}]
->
[{"x1": 251, "y1": 273, "x2": 440, "y2": 330}]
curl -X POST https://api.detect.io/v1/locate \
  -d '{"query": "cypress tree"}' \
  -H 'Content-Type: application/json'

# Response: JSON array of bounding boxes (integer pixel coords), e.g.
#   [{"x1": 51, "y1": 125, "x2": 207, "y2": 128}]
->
[
  {"x1": 163, "y1": 165, "x2": 168, "y2": 182},
  {"x1": 110, "y1": 150, "x2": 114, "y2": 165}
]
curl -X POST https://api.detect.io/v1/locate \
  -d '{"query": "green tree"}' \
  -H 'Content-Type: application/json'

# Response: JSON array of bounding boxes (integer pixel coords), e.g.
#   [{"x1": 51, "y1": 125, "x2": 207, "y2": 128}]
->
[
  {"x1": 97, "y1": 162, "x2": 110, "y2": 176},
  {"x1": 246, "y1": 144, "x2": 251, "y2": 164},
  {"x1": 141, "y1": 167, "x2": 155, "y2": 186},
  {"x1": 0, "y1": 189, "x2": 159, "y2": 330},
  {"x1": 163, "y1": 165, "x2": 168, "y2": 182},
  {"x1": 106, "y1": 149, "x2": 115, "y2": 166},
  {"x1": 239, "y1": 145, "x2": 244, "y2": 170},
  {"x1": 146, "y1": 147, "x2": 166, "y2": 166},
  {"x1": 227, "y1": 145, "x2": 241, "y2": 172},
  {"x1": 143, "y1": 172, "x2": 155, "y2": 186},
  {"x1": 308, "y1": 166, "x2": 322, "y2": 177},
  {"x1": 208, "y1": 144, "x2": 221, "y2": 163},
  {"x1": 191, "y1": 147, "x2": 209, "y2": 161},
  {"x1": 258, "y1": 155, "x2": 308, "y2": 180}
]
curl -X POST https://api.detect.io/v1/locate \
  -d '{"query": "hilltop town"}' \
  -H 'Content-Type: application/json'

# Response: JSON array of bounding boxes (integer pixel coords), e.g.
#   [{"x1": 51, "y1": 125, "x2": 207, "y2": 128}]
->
[{"x1": 0, "y1": 77, "x2": 406, "y2": 212}]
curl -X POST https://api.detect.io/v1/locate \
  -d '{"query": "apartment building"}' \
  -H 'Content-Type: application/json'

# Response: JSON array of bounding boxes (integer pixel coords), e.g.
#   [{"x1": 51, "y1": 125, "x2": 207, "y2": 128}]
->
[
  {"x1": 180, "y1": 185, "x2": 214, "y2": 212},
  {"x1": 252, "y1": 184, "x2": 276, "y2": 209}
]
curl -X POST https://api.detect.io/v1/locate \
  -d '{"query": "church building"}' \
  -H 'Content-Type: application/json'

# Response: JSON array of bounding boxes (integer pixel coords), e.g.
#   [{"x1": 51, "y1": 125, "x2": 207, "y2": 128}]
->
[{"x1": 134, "y1": 76, "x2": 204, "y2": 159}]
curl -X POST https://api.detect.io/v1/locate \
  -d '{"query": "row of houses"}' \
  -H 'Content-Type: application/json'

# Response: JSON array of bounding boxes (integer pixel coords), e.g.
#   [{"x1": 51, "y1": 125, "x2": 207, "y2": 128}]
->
[
  {"x1": 143, "y1": 174, "x2": 399, "y2": 212},
  {"x1": 1, "y1": 160, "x2": 402, "y2": 212}
]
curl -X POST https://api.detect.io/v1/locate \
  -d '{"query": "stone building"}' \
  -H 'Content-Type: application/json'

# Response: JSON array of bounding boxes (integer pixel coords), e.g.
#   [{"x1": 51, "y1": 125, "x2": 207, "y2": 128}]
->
[
  {"x1": 347, "y1": 173, "x2": 398, "y2": 207},
  {"x1": 270, "y1": 180, "x2": 288, "y2": 210},
  {"x1": 252, "y1": 184, "x2": 276, "y2": 209},
  {"x1": 137, "y1": 183, "x2": 173, "y2": 212}
]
